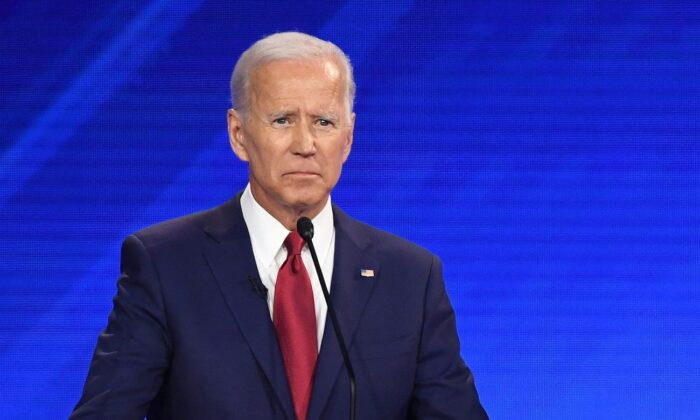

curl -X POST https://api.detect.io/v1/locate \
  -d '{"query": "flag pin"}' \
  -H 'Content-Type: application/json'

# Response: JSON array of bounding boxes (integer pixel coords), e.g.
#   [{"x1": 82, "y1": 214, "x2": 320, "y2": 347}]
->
[{"x1": 360, "y1": 269, "x2": 375, "y2": 278}]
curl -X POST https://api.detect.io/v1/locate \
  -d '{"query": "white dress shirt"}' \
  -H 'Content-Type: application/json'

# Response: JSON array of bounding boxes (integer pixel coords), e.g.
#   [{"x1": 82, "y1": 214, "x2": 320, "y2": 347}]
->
[{"x1": 240, "y1": 184, "x2": 335, "y2": 351}]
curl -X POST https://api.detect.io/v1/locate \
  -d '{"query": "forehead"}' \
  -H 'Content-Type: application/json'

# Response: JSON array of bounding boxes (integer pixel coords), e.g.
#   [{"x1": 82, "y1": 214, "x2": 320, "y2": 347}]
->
[{"x1": 249, "y1": 58, "x2": 347, "y2": 110}]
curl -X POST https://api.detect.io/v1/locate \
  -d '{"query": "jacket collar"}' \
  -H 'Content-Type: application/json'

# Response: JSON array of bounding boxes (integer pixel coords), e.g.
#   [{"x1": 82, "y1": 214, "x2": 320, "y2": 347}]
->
[
  {"x1": 307, "y1": 205, "x2": 380, "y2": 420},
  {"x1": 202, "y1": 193, "x2": 295, "y2": 419}
]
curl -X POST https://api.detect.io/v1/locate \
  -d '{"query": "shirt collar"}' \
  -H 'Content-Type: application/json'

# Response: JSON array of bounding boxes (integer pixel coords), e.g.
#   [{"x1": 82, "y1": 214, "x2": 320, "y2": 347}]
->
[{"x1": 240, "y1": 183, "x2": 334, "y2": 268}]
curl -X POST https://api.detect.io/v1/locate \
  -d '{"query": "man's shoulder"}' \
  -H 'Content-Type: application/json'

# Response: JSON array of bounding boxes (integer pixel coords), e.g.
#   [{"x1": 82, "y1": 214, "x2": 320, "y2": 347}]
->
[
  {"x1": 334, "y1": 206, "x2": 436, "y2": 265},
  {"x1": 130, "y1": 196, "x2": 240, "y2": 251}
]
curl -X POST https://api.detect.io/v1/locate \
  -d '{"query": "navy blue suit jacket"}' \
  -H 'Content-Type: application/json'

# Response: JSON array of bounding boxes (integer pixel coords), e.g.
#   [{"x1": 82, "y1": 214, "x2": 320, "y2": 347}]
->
[{"x1": 72, "y1": 194, "x2": 487, "y2": 419}]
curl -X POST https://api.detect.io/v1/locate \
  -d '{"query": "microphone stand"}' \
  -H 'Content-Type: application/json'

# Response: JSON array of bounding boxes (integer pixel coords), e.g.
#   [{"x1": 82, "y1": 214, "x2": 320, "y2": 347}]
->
[{"x1": 298, "y1": 218, "x2": 356, "y2": 420}]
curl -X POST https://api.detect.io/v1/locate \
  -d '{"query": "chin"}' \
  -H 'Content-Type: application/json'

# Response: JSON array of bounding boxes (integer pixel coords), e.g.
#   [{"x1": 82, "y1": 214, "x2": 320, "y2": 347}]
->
[{"x1": 283, "y1": 189, "x2": 327, "y2": 212}]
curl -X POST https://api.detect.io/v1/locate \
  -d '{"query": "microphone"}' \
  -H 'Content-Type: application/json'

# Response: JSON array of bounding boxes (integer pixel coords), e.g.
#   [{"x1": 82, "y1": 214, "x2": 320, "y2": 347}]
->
[
  {"x1": 297, "y1": 217, "x2": 356, "y2": 420},
  {"x1": 248, "y1": 276, "x2": 267, "y2": 300}
]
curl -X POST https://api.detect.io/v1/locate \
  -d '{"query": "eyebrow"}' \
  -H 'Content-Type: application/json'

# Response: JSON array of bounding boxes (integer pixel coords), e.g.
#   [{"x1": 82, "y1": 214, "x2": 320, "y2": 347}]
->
[
  {"x1": 266, "y1": 110, "x2": 296, "y2": 119},
  {"x1": 316, "y1": 112, "x2": 339, "y2": 121},
  {"x1": 265, "y1": 110, "x2": 341, "y2": 121}
]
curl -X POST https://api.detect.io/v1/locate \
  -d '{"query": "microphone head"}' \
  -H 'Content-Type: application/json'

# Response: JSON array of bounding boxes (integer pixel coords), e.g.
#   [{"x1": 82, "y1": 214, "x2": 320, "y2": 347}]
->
[{"x1": 296, "y1": 217, "x2": 314, "y2": 240}]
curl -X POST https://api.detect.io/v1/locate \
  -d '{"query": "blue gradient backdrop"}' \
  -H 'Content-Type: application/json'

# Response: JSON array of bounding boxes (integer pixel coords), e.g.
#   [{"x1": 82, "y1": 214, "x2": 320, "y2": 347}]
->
[{"x1": 2, "y1": 1, "x2": 698, "y2": 418}]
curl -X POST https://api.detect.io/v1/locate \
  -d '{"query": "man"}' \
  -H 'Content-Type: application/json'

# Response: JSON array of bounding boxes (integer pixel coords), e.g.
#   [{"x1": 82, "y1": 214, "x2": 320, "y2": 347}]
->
[{"x1": 72, "y1": 32, "x2": 487, "y2": 419}]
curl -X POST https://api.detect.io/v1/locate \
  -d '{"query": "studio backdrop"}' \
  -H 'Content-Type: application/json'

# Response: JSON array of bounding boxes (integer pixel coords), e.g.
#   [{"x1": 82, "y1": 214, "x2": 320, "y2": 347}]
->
[{"x1": 1, "y1": 1, "x2": 698, "y2": 418}]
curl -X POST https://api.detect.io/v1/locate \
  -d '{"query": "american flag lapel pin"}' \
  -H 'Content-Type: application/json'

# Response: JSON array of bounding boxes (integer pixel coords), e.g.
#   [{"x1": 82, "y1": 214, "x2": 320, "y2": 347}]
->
[{"x1": 360, "y1": 269, "x2": 375, "y2": 278}]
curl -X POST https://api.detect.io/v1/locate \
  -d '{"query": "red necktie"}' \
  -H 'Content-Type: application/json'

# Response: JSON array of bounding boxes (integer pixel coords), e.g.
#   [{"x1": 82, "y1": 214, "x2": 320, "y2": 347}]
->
[{"x1": 274, "y1": 231, "x2": 318, "y2": 420}]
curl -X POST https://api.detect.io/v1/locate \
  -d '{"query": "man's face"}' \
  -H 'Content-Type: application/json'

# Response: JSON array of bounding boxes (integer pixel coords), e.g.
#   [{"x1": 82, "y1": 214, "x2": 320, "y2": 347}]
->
[{"x1": 227, "y1": 58, "x2": 354, "y2": 224}]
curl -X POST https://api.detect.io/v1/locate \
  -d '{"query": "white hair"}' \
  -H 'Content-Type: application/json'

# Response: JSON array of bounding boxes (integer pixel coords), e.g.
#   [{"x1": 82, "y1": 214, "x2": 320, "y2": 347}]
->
[{"x1": 230, "y1": 32, "x2": 355, "y2": 118}]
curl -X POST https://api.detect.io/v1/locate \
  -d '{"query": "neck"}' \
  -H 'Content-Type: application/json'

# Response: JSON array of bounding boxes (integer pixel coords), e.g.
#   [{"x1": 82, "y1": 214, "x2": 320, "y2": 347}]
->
[
  {"x1": 275, "y1": 206, "x2": 323, "y2": 231},
  {"x1": 249, "y1": 186, "x2": 327, "y2": 231}
]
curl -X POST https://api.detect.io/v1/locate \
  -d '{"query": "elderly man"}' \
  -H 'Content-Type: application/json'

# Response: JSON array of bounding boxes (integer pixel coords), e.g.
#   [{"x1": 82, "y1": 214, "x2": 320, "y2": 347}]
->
[{"x1": 72, "y1": 32, "x2": 487, "y2": 419}]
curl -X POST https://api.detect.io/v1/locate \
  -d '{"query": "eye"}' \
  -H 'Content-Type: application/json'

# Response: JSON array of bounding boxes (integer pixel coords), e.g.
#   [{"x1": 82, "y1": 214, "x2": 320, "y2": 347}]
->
[
  {"x1": 273, "y1": 117, "x2": 289, "y2": 125},
  {"x1": 317, "y1": 118, "x2": 333, "y2": 127}
]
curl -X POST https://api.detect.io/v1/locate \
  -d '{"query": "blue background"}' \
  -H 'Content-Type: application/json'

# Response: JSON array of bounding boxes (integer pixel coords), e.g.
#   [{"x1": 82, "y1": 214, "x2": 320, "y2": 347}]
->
[{"x1": 2, "y1": 1, "x2": 699, "y2": 418}]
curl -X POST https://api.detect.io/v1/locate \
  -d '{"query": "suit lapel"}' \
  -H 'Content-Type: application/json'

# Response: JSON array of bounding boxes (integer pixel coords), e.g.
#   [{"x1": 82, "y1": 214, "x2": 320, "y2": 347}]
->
[
  {"x1": 307, "y1": 206, "x2": 379, "y2": 420},
  {"x1": 202, "y1": 196, "x2": 295, "y2": 420}
]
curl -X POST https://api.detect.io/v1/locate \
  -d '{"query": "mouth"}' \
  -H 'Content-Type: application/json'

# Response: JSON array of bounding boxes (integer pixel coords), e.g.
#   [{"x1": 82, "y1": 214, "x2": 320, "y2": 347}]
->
[{"x1": 284, "y1": 171, "x2": 320, "y2": 177}]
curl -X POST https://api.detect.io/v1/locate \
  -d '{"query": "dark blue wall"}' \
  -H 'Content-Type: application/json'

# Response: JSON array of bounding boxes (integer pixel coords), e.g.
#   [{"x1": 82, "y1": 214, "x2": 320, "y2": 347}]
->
[{"x1": 2, "y1": 1, "x2": 698, "y2": 418}]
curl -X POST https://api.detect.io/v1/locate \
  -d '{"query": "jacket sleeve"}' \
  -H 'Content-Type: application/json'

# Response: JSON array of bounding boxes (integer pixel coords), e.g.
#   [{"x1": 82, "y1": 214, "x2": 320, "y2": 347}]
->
[
  {"x1": 70, "y1": 234, "x2": 172, "y2": 419},
  {"x1": 409, "y1": 255, "x2": 488, "y2": 419}
]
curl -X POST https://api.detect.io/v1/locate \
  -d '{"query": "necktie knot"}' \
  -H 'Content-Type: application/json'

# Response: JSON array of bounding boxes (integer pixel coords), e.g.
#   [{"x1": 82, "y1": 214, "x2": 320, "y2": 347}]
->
[{"x1": 284, "y1": 230, "x2": 305, "y2": 256}]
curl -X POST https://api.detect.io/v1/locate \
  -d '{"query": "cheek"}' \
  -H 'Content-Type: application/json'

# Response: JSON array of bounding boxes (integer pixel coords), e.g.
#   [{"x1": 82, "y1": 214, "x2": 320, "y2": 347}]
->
[
  {"x1": 320, "y1": 152, "x2": 345, "y2": 181},
  {"x1": 246, "y1": 150, "x2": 278, "y2": 184},
  {"x1": 246, "y1": 141, "x2": 278, "y2": 173}
]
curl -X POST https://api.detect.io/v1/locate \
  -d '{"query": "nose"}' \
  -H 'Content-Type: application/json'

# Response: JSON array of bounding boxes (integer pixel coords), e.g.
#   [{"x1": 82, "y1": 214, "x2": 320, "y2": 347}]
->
[{"x1": 291, "y1": 120, "x2": 316, "y2": 157}]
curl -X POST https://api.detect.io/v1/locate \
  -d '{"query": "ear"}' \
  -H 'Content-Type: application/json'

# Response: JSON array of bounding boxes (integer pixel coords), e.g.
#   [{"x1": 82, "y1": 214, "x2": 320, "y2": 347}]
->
[
  {"x1": 227, "y1": 108, "x2": 249, "y2": 162},
  {"x1": 341, "y1": 112, "x2": 355, "y2": 163}
]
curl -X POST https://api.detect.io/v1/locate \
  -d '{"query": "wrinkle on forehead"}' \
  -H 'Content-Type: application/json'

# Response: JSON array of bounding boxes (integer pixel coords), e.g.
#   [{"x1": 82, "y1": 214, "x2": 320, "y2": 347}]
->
[{"x1": 248, "y1": 58, "x2": 348, "y2": 119}]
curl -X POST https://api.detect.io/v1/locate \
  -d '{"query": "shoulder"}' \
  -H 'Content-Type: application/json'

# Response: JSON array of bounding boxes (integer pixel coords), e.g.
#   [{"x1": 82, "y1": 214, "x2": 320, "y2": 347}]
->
[
  {"x1": 333, "y1": 205, "x2": 438, "y2": 269},
  {"x1": 129, "y1": 196, "x2": 241, "y2": 253}
]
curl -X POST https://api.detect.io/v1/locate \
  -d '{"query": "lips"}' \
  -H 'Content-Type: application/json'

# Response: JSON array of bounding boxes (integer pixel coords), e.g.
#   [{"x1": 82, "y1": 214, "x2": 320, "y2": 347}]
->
[{"x1": 284, "y1": 171, "x2": 320, "y2": 176}]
